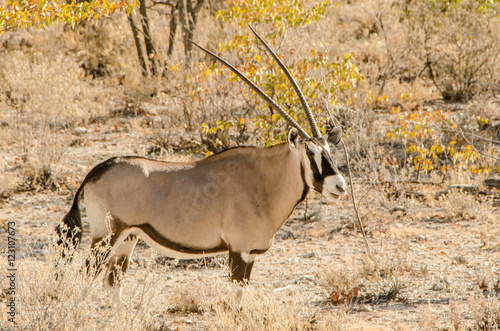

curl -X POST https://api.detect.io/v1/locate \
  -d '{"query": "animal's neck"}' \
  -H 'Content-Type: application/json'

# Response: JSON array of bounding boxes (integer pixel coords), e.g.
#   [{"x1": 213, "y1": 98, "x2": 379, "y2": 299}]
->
[{"x1": 257, "y1": 143, "x2": 308, "y2": 221}]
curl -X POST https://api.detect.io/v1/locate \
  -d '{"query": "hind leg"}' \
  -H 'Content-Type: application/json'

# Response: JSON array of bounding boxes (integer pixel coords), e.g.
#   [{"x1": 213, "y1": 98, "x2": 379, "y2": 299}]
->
[
  {"x1": 103, "y1": 234, "x2": 139, "y2": 308},
  {"x1": 84, "y1": 237, "x2": 113, "y2": 277}
]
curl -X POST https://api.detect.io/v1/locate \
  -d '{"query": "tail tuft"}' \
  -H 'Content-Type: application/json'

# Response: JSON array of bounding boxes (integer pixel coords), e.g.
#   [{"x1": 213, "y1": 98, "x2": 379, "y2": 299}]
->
[{"x1": 56, "y1": 187, "x2": 84, "y2": 256}]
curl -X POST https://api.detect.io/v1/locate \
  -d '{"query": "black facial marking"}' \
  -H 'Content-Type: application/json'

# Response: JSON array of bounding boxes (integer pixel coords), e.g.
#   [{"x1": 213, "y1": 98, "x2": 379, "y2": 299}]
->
[
  {"x1": 298, "y1": 163, "x2": 310, "y2": 204},
  {"x1": 321, "y1": 152, "x2": 338, "y2": 177},
  {"x1": 306, "y1": 150, "x2": 324, "y2": 192}
]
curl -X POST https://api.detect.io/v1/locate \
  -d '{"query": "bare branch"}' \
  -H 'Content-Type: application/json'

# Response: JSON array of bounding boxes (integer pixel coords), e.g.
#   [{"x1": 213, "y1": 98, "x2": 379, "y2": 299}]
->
[{"x1": 340, "y1": 139, "x2": 372, "y2": 257}]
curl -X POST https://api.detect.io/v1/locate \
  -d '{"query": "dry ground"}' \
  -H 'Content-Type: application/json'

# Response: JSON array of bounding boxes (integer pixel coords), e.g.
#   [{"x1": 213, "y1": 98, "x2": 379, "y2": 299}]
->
[{"x1": 0, "y1": 113, "x2": 499, "y2": 330}]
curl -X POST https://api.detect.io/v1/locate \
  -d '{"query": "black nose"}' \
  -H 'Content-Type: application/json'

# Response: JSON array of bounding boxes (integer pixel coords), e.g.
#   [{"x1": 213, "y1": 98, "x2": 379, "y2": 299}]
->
[{"x1": 336, "y1": 184, "x2": 345, "y2": 193}]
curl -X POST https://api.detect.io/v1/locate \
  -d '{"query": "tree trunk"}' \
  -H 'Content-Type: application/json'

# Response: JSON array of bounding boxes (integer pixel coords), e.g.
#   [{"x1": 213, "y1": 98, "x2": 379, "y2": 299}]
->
[
  {"x1": 127, "y1": 14, "x2": 149, "y2": 77},
  {"x1": 167, "y1": 5, "x2": 178, "y2": 56},
  {"x1": 180, "y1": 0, "x2": 205, "y2": 65},
  {"x1": 139, "y1": 0, "x2": 159, "y2": 75}
]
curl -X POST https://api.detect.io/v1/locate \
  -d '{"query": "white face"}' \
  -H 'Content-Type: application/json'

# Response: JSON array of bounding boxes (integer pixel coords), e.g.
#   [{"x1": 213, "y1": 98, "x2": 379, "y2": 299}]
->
[{"x1": 301, "y1": 139, "x2": 347, "y2": 202}]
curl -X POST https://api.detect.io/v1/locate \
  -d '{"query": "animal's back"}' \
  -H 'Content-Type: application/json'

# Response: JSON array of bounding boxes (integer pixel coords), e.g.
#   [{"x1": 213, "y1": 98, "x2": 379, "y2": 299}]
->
[{"x1": 83, "y1": 155, "x2": 246, "y2": 248}]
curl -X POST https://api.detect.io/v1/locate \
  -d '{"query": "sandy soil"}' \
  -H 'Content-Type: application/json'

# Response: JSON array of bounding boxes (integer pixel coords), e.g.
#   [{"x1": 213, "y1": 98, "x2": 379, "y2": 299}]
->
[{"x1": 0, "y1": 115, "x2": 499, "y2": 330}]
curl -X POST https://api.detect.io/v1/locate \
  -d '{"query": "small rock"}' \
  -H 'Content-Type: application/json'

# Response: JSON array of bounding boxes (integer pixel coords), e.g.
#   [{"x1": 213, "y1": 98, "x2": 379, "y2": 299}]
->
[
  {"x1": 0, "y1": 228, "x2": 5, "y2": 234},
  {"x1": 431, "y1": 282, "x2": 445, "y2": 291},
  {"x1": 302, "y1": 252, "x2": 319, "y2": 259},
  {"x1": 358, "y1": 304, "x2": 373, "y2": 312},
  {"x1": 275, "y1": 228, "x2": 295, "y2": 240},
  {"x1": 185, "y1": 320, "x2": 193, "y2": 325},
  {"x1": 303, "y1": 275, "x2": 315, "y2": 281},
  {"x1": 73, "y1": 127, "x2": 88, "y2": 134},
  {"x1": 414, "y1": 234, "x2": 428, "y2": 241},
  {"x1": 454, "y1": 256, "x2": 468, "y2": 265},
  {"x1": 394, "y1": 223, "x2": 403, "y2": 228}
]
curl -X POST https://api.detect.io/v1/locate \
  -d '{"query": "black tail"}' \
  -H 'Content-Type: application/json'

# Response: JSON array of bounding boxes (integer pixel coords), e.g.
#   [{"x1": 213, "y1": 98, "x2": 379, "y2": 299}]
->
[{"x1": 56, "y1": 185, "x2": 84, "y2": 253}]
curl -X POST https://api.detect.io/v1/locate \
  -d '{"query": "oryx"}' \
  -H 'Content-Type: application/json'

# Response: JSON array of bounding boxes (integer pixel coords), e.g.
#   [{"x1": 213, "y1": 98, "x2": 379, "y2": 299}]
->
[{"x1": 57, "y1": 26, "x2": 347, "y2": 308}]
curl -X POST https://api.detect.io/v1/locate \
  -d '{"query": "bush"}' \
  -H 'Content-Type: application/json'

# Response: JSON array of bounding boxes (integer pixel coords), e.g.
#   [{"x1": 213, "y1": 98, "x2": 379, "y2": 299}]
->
[{"x1": 403, "y1": 0, "x2": 500, "y2": 101}]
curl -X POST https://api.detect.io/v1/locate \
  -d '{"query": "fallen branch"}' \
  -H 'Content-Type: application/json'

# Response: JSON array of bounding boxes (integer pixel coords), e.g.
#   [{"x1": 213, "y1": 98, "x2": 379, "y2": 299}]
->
[
  {"x1": 434, "y1": 184, "x2": 478, "y2": 200},
  {"x1": 340, "y1": 139, "x2": 371, "y2": 257},
  {"x1": 484, "y1": 177, "x2": 500, "y2": 188}
]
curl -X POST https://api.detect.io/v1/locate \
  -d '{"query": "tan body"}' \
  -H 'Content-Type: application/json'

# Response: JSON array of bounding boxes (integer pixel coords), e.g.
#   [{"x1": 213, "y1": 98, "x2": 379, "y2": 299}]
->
[{"x1": 85, "y1": 143, "x2": 305, "y2": 256}]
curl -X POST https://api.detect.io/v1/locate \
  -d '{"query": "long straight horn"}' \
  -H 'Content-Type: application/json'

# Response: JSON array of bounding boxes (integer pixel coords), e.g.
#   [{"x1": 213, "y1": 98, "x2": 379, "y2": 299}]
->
[
  {"x1": 190, "y1": 39, "x2": 311, "y2": 139},
  {"x1": 248, "y1": 25, "x2": 322, "y2": 138}
]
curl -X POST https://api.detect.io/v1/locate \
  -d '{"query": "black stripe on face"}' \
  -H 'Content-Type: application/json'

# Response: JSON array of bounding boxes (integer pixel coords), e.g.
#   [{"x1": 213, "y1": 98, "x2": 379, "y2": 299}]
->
[
  {"x1": 321, "y1": 152, "x2": 339, "y2": 177},
  {"x1": 137, "y1": 223, "x2": 229, "y2": 255},
  {"x1": 306, "y1": 150, "x2": 324, "y2": 192},
  {"x1": 298, "y1": 163, "x2": 310, "y2": 204}
]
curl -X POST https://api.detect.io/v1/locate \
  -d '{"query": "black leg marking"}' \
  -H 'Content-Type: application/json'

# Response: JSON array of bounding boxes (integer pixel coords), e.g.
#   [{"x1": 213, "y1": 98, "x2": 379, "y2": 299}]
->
[
  {"x1": 107, "y1": 255, "x2": 129, "y2": 287},
  {"x1": 105, "y1": 234, "x2": 137, "y2": 287},
  {"x1": 229, "y1": 250, "x2": 254, "y2": 284},
  {"x1": 85, "y1": 237, "x2": 113, "y2": 277},
  {"x1": 85, "y1": 216, "x2": 132, "y2": 277}
]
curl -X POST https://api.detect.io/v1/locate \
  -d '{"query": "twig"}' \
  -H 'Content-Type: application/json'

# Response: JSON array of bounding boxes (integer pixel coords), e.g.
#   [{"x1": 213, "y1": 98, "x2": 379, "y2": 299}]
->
[
  {"x1": 403, "y1": 119, "x2": 500, "y2": 145},
  {"x1": 340, "y1": 139, "x2": 371, "y2": 257},
  {"x1": 434, "y1": 184, "x2": 478, "y2": 200},
  {"x1": 457, "y1": 127, "x2": 500, "y2": 161},
  {"x1": 403, "y1": 120, "x2": 500, "y2": 160}
]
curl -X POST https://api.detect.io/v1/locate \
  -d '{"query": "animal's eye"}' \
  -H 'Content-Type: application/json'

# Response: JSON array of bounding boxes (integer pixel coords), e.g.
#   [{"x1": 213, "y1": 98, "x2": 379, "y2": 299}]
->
[{"x1": 305, "y1": 146, "x2": 314, "y2": 156}]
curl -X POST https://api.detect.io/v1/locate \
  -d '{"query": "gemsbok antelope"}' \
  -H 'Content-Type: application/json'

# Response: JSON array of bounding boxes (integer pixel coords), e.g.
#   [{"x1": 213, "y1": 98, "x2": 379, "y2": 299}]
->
[{"x1": 57, "y1": 26, "x2": 347, "y2": 308}]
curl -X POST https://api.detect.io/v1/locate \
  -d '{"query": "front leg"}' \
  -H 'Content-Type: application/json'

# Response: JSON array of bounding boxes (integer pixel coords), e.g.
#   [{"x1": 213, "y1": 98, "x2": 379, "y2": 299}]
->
[
  {"x1": 228, "y1": 250, "x2": 256, "y2": 309},
  {"x1": 229, "y1": 250, "x2": 255, "y2": 283}
]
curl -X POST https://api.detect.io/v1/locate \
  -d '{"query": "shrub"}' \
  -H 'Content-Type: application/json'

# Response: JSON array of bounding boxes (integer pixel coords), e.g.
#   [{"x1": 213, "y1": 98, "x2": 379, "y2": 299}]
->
[{"x1": 403, "y1": 0, "x2": 500, "y2": 101}]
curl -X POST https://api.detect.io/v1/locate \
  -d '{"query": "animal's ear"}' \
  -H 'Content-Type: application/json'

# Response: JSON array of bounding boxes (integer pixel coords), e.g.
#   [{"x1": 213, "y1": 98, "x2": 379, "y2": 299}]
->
[
  {"x1": 288, "y1": 128, "x2": 300, "y2": 149},
  {"x1": 326, "y1": 127, "x2": 342, "y2": 145}
]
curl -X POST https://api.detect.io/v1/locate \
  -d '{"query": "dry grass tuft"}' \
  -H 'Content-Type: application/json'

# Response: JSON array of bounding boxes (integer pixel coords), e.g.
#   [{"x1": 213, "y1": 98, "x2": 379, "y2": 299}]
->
[
  {"x1": 440, "y1": 190, "x2": 480, "y2": 219},
  {"x1": 324, "y1": 249, "x2": 408, "y2": 306},
  {"x1": 211, "y1": 286, "x2": 320, "y2": 331},
  {"x1": 0, "y1": 47, "x2": 111, "y2": 190}
]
